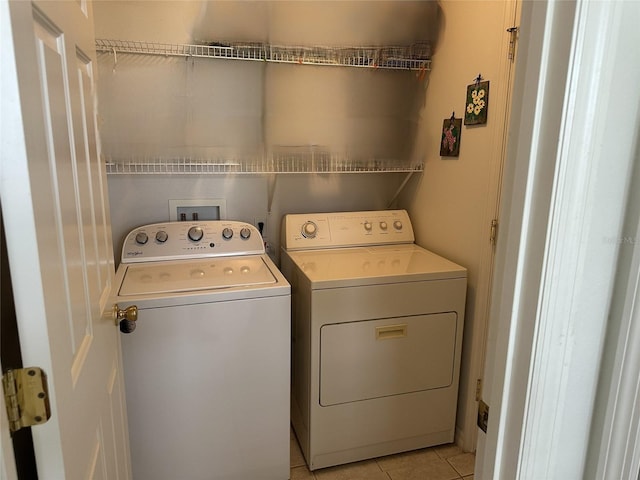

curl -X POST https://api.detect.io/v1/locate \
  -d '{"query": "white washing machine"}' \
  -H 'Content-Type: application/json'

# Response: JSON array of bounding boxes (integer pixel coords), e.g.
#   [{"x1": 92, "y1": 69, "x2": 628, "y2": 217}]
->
[
  {"x1": 280, "y1": 210, "x2": 467, "y2": 470},
  {"x1": 113, "y1": 220, "x2": 290, "y2": 480}
]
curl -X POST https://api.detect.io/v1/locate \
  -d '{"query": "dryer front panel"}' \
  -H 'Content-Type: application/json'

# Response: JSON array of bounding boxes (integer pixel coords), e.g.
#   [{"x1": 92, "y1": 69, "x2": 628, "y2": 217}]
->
[{"x1": 319, "y1": 312, "x2": 457, "y2": 406}]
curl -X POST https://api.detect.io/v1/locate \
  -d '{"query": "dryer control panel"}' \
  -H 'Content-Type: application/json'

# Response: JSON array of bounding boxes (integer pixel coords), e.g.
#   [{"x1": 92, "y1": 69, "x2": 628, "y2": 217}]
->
[
  {"x1": 122, "y1": 221, "x2": 264, "y2": 263},
  {"x1": 281, "y1": 210, "x2": 415, "y2": 251}
]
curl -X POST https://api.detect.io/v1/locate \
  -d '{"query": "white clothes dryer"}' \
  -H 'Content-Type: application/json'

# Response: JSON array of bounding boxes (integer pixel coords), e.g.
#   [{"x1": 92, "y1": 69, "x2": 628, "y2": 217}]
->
[
  {"x1": 280, "y1": 210, "x2": 467, "y2": 470},
  {"x1": 113, "y1": 221, "x2": 290, "y2": 480}
]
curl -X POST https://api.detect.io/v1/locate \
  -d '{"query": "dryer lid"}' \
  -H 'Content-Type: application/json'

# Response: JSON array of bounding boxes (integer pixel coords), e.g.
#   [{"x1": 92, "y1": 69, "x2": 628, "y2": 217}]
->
[
  {"x1": 118, "y1": 255, "x2": 277, "y2": 296},
  {"x1": 285, "y1": 244, "x2": 466, "y2": 289}
]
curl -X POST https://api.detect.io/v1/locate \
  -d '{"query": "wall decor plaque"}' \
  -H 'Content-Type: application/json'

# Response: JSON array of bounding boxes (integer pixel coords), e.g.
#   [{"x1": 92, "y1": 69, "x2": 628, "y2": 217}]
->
[
  {"x1": 440, "y1": 114, "x2": 462, "y2": 157},
  {"x1": 465, "y1": 79, "x2": 489, "y2": 125}
]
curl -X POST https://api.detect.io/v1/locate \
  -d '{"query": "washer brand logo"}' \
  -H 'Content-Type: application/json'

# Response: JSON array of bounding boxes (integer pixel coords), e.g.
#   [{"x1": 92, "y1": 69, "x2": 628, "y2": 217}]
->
[{"x1": 126, "y1": 251, "x2": 143, "y2": 257}]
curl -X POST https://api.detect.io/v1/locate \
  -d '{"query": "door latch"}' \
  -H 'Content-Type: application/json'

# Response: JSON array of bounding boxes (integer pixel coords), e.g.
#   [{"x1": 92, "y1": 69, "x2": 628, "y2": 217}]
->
[
  {"x1": 477, "y1": 399, "x2": 490, "y2": 433},
  {"x1": 113, "y1": 304, "x2": 138, "y2": 333}
]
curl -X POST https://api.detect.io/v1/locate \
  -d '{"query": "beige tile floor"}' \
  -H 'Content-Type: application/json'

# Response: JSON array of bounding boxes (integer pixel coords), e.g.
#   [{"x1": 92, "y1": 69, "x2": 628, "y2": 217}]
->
[{"x1": 290, "y1": 429, "x2": 475, "y2": 480}]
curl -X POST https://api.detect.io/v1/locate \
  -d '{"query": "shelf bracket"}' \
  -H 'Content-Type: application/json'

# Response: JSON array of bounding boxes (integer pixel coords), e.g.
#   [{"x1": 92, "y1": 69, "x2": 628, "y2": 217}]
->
[
  {"x1": 387, "y1": 171, "x2": 417, "y2": 208},
  {"x1": 112, "y1": 47, "x2": 117, "y2": 72},
  {"x1": 267, "y1": 173, "x2": 278, "y2": 214}
]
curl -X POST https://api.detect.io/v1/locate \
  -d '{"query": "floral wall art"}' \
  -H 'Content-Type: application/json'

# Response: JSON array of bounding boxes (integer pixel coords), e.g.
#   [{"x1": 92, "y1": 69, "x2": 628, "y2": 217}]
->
[
  {"x1": 438, "y1": 77, "x2": 490, "y2": 157},
  {"x1": 464, "y1": 79, "x2": 489, "y2": 125},
  {"x1": 440, "y1": 114, "x2": 462, "y2": 157}
]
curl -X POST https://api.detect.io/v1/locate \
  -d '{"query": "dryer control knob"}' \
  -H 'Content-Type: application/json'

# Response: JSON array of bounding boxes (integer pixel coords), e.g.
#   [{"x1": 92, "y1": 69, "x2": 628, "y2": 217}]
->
[
  {"x1": 135, "y1": 232, "x2": 148, "y2": 245},
  {"x1": 380, "y1": 221, "x2": 388, "y2": 230},
  {"x1": 222, "y1": 227, "x2": 234, "y2": 240},
  {"x1": 155, "y1": 230, "x2": 168, "y2": 243},
  {"x1": 364, "y1": 221, "x2": 372, "y2": 232},
  {"x1": 240, "y1": 227, "x2": 251, "y2": 239},
  {"x1": 393, "y1": 220, "x2": 403, "y2": 230},
  {"x1": 301, "y1": 221, "x2": 318, "y2": 238},
  {"x1": 188, "y1": 226, "x2": 204, "y2": 242}
]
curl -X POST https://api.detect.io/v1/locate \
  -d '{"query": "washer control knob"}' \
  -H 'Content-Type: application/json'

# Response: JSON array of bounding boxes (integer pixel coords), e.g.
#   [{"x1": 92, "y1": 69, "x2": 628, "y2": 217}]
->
[
  {"x1": 301, "y1": 221, "x2": 318, "y2": 238},
  {"x1": 155, "y1": 230, "x2": 168, "y2": 243},
  {"x1": 135, "y1": 232, "x2": 148, "y2": 245},
  {"x1": 222, "y1": 227, "x2": 234, "y2": 240},
  {"x1": 393, "y1": 220, "x2": 403, "y2": 230},
  {"x1": 240, "y1": 227, "x2": 251, "y2": 239},
  {"x1": 364, "y1": 221, "x2": 372, "y2": 232},
  {"x1": 380, "y1": 221, "x2": 388, "y2": 230},
  {"x1": 188, "y1": 226, "x2": 204, "y2": 242}
]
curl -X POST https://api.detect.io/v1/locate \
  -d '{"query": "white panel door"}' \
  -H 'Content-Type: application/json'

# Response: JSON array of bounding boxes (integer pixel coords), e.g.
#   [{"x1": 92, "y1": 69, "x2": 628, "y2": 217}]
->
[
  {"x1": 0, "y1": 1, "x2": 131, "y2": 478},
  {"x1": 477, "y1": 0, "x2": 640, "y2": 478}
]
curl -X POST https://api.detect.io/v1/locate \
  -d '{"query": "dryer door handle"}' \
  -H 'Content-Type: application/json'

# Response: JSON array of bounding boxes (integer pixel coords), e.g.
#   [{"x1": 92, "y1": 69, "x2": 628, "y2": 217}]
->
[{"x1": 375, "y1": 324, "x2": 408, "y2": 340}]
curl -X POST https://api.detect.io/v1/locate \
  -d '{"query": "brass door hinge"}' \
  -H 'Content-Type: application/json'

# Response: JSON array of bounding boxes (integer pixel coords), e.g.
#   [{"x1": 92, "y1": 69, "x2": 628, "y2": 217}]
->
[
  {"x1": 475, "y1": 378, "x2": 483, "y2": 401},
  {"x1": 3, "y1": 367, "x2": 51, "y2": 433},
  {"x1": 507, "y1": 26, "x2": 519, "y2": 61},
  {"x1": 490, "y1": 219, "x2": 498, "y2": 246}
]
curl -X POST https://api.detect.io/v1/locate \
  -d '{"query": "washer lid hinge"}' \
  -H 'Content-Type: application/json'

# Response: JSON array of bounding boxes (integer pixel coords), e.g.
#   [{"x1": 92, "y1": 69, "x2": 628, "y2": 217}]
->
[{"x1": 3, "y1": 367, "x2": 51, "y2": 433}]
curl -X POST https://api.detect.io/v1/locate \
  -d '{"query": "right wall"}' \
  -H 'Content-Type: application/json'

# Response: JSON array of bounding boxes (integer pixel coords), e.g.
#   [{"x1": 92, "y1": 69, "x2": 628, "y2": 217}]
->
[{"x1": 399, "y1": 0, "x2": 520, "y2": 452}]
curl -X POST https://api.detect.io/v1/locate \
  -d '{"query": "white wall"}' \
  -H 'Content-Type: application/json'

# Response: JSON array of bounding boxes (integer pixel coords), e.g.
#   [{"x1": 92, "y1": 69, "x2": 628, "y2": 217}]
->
[
  {"x1": 107, "y1": 173, "x2": 404, "y2": 264},
  {"x1": 399, "y1": 0, "x2": 518, "y2": 450},
  {"x1": 94, "y1": 1, "x2": 432, "y2": 258}
]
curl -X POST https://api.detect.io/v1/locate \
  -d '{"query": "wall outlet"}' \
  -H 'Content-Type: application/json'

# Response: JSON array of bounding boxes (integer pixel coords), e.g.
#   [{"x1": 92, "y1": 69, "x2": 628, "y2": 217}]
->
[
  {"x1": 176, "y1": 205, "x2": 218, "y2": 221},
  {"x1": 169, "y1": 199, "x2": 226, "y2": 221}
]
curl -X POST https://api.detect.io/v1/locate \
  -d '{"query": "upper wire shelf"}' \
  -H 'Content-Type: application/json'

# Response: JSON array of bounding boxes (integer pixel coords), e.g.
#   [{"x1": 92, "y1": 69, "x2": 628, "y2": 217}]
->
[
  {"x1": 104, "y1": 151, "x2": 424, "y2": 175},
  {"x1": 95, "y1": 39, "x2": 432, "y2": 71}
]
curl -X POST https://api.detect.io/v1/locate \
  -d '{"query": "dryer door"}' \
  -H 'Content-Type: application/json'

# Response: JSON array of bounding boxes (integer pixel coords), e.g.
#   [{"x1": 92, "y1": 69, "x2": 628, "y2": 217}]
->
[{"x1": 319, "y1": 312, "x2": 457, "y2": 406}]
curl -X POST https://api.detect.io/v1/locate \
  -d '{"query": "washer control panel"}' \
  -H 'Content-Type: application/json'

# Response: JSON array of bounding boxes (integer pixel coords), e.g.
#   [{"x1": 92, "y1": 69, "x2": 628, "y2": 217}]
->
[
  {"x1": 281, "y1": 210, "x2": 415, "y2": 250},
  {"x1": 122, "y1": 221, "x2": 264, "y2": 263}
]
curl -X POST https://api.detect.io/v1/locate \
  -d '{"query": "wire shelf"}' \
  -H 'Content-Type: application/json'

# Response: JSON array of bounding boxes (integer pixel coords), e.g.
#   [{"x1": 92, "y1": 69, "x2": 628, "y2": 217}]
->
[
  {"x1": 95, "y1": 39, "x2": 431, "y2": 71},
  {"x1": 104, "y1": 152, "x2": 424, "y2": 175}
]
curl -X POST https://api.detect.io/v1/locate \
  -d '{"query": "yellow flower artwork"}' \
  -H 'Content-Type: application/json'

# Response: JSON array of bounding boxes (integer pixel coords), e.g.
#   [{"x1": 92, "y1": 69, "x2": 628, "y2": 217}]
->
[{"x1": 464, "y1": 80, "x2": 490, "y2": 125}]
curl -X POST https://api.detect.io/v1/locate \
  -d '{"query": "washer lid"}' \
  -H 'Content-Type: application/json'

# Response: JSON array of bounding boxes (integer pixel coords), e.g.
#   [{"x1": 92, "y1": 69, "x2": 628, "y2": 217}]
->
[
  {"x1": 286, "y1": 244, "x2": 466, "y2": 289},
  {"x1": 118, "y1": 256, "x2": 277, "y2": 296}
]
